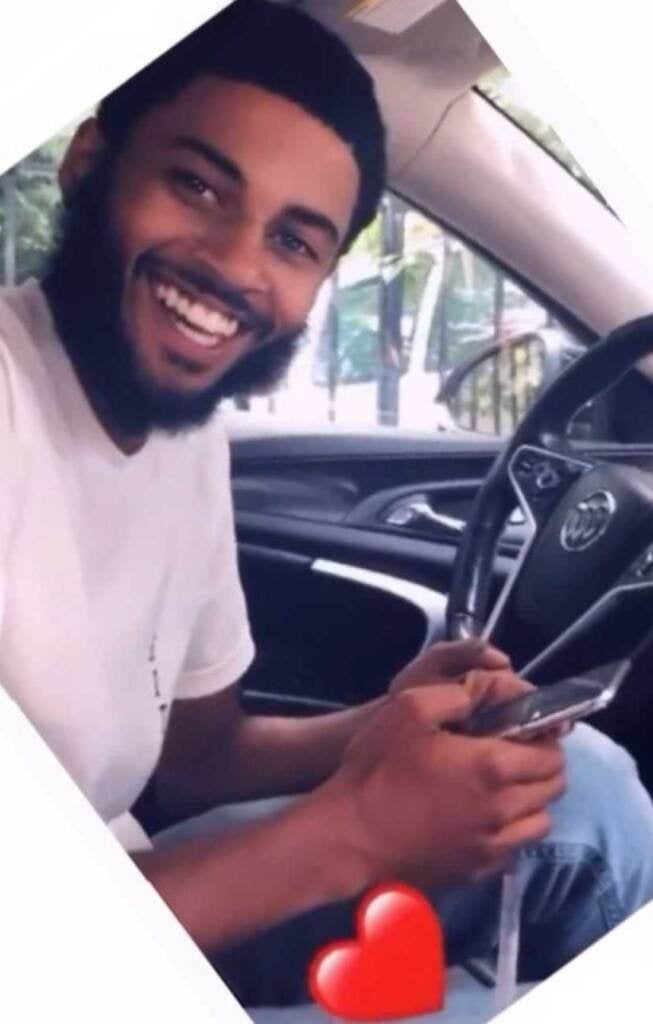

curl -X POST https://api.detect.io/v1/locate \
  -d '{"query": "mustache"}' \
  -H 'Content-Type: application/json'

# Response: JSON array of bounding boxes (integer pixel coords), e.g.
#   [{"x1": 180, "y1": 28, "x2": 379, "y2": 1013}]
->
[{"x1": 138, "y1": 252, "x2": 274, "y2": 338}]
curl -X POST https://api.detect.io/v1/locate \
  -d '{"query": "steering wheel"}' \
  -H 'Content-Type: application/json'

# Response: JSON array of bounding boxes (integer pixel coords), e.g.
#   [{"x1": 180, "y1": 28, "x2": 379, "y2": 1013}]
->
[{"x1": 446, "y1": 315, "x2": 653, "y2": 683}]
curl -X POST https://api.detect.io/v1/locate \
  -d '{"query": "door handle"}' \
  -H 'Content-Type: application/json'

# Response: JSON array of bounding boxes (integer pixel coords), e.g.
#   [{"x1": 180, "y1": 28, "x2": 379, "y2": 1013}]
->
[{"x1": 385, "y1": 497, "x2": 466, "y2": 534}]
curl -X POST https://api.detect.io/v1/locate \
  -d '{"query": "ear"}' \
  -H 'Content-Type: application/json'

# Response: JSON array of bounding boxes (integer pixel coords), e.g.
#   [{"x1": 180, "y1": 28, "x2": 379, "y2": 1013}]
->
[{"x1": 58, "y1": 118, "x2": 106, "y2": 198}]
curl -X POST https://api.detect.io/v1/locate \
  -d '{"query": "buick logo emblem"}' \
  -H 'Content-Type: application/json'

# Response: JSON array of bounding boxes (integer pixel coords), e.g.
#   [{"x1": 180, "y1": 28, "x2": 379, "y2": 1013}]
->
[{"x1": 560, "y1": 491, "x2": 617, "y2": 551}]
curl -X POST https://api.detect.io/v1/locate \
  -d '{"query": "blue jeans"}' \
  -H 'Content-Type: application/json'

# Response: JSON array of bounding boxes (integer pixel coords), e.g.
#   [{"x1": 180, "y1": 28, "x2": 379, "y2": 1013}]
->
[{"x1": 156, "y1": 724, "x2": 653, "y2": 1022}]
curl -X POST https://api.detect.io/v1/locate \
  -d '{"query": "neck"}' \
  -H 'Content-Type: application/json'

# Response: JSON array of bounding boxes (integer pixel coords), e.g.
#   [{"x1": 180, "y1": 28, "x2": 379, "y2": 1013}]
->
[{"x1": 42, "y1": 273, "x2": 148, "y2": 456}]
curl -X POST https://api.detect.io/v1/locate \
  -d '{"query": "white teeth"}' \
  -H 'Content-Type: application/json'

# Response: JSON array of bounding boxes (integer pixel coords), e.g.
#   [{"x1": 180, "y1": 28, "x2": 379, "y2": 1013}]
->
[
  {"x1": 189, "y1": 302, "x2": 203, "y2": 324},
  {"x1": 206, "y1": 312, "x2": 221, "y2": 334},
  {"x1": 175, "y1": 317, "x2": 221, "y2": 349},
  {"x1": 153, "y1": 281, "x2": 240, "y2": 343}
]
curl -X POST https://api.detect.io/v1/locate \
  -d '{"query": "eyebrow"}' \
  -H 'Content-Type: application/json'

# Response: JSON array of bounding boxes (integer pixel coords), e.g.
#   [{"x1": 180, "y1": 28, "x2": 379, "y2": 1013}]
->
[
  {"x1": 170, "y1": 135, "x2": 244, "y2": 185},
  {"x1": 170, "y1": 135, "x2": 342, "y2": 247},
  {"x1": 283, "y1": 205, "x2": 341, "y2": 248}
]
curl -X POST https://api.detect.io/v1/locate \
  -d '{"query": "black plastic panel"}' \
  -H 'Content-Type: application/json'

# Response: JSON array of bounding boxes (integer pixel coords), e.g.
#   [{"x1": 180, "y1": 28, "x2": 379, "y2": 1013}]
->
[{"x1": 237, "y1": 544, "x2": 432, "y2": 706}]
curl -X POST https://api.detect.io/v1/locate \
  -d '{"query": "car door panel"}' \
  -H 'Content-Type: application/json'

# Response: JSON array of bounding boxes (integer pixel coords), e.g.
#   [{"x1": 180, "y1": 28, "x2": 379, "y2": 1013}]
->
[
  {"x1": 238, "y1": 542, "x2": 448, "y2": 710},
  {"x1": 231, "y1": 431, "x2": 511, "y2": 711}
]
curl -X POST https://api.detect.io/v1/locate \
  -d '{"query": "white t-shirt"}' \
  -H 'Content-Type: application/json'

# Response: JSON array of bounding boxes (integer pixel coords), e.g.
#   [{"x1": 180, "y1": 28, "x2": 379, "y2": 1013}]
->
[{"x1": 0, "y1": 280, "x2": 255, "y2": 849}]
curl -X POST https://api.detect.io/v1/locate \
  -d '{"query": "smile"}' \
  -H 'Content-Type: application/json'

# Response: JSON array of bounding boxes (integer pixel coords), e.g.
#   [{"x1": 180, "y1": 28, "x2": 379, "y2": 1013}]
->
[{"x1": 153, "y1": 279, "x2": 241, "y2": 349}]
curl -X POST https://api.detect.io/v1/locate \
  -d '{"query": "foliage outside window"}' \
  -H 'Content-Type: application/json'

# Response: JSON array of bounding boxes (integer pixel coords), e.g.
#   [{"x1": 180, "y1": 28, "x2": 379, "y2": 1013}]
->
[{"x1": 0, "y1": 133, "x2": 71, "y2": 285}]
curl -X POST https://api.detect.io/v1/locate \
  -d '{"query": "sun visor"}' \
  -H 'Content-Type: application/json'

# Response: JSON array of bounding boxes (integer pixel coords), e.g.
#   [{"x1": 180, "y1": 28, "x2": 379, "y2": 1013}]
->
[
  {"x1": 347, "y1": 0, "x2": 448, "y2": 34},
  {"x1": 292, "y1": 0, "x2": 498, "y2": 174},
  {"x1": 301, "y1": 1, "x2": 496, "y2": 93}
]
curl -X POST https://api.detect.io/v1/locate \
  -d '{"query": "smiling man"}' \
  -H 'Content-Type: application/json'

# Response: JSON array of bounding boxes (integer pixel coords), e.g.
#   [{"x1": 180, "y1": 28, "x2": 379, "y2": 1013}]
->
[
  {"x1": 44, "y1": 44, "x2": 371, "y2": 445},
  {"x1": 1, "y1": 2, "x2": 653, "y2": 1022}
]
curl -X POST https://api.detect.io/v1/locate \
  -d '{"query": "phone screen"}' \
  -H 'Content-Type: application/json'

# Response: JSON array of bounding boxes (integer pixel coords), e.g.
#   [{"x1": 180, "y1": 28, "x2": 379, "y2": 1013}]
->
[{"x1": 458, "y1": 677, "x2": 608, "y2": 738}]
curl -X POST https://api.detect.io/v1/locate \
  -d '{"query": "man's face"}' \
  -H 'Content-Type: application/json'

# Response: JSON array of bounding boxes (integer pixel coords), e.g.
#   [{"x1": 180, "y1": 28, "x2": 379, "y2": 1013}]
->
[
  {"x1": 49, "y1": 76, "x2": 360, "y2": 440},
  {"x1": 104, "y1": 76, "x2": 357, "y2": 404}
]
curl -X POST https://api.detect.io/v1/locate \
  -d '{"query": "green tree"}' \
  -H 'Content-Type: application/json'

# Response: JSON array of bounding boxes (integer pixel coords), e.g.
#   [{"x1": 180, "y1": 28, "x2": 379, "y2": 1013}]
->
[{"x1": 0, "y1": 131, "x2": 73, "y2": 285}]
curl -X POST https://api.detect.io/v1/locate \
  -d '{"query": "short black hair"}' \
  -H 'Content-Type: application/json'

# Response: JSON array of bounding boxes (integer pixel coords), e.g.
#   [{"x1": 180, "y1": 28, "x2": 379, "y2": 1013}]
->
[{"x1": 96, "y1": 0, "x2": 386, "y2": 250}]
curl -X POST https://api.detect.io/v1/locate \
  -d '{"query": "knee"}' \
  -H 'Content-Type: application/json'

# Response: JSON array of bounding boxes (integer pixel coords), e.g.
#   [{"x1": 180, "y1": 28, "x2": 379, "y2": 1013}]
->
[
  {"x1": 563, "y1": 723, "x2": 638, "y2": 780},
  {"x1": 552, "y1": 724, "x2": 653, "y2": 917},
  {"x1": 556, "y1": 724, "x2": 653, "y2": 847}
]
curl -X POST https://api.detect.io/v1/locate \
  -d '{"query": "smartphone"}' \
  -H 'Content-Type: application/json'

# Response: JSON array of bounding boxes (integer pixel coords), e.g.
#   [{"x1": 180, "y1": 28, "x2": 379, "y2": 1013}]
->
[{"x1": 457, "y1": 676, "x2": 617, "y2": 740}]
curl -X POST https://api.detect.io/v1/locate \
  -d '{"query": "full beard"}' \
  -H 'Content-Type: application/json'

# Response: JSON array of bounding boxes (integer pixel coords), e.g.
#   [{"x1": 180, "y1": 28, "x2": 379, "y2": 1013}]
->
[{"x1": 42, "y1": 157, "x2": 304, "y2": 440}]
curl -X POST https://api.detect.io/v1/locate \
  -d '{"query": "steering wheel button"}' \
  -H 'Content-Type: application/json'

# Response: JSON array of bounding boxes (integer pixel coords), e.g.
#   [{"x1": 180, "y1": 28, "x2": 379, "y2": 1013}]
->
[{"x1": 533, "y1": 463, "x2": 561, "y2": 490}]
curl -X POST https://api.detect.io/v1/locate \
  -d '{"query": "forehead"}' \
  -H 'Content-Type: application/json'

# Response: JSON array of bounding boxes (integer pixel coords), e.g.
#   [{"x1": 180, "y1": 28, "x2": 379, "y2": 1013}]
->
[{"x1": 125, "y1": 75, "x2": 360, "y2": 236}]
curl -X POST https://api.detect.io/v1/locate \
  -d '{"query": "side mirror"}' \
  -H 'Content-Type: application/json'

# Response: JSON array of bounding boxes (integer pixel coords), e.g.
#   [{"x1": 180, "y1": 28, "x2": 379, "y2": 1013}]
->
[{"x1": 435, "y1": 329, "x2": 585, "y2": 436}]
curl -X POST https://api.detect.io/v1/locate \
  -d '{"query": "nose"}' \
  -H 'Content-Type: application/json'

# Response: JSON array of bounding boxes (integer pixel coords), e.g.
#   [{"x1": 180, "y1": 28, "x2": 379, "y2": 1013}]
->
[{"x1": 199, "y1": 216, "x2": 269, "y2": 297}]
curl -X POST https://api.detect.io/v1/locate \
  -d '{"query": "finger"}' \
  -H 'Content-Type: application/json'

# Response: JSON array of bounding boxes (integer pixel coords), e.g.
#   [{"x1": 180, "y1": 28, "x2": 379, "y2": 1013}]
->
[
  {"x1": 520, "y1": 721, "x2": 573, "y2": 743},
  {"x1": 471, "y1": 808, "x2": 555, "y2": 879},
  {"x1": 462, "y1": 669, "x2": 532, "y2": 707},
  {"x1": 399, "y1": 638, "x2": 511, "y2": 688},
  {"x1": 482, "y1": 737, "x2": 565, "y2": 786},
  {"x1": 427, "y1": 640, "x2": 512, "y2": 676},
  {"x1": 392, "y1": 683, "x2": 474, "y2": 727},
  {"x1": 476, "y1": 645, "x2": 514, "y2": 671},
  {"x1": 391, "y1": 641, "x2": 512, "y2": 694},
  {"x1": 491, "y1": 810, "x2": 553, "y2": 856},
  {"x1": 492, "y1": 775, "x2": 567, "y2": 829}
]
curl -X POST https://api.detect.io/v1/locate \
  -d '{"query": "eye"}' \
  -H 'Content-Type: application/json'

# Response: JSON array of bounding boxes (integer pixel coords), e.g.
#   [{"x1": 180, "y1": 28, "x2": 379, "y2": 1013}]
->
[
  {"x1": 273, "y1": 228, "x2": 318, "y2": 262},
  {"x1": 170, "y1": 169, "x2": 219, "y2": 206}
]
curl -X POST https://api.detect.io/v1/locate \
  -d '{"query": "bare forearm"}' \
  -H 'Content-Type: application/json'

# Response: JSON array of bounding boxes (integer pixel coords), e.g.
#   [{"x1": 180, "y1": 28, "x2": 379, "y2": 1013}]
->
[
  {"x1": 134, "y1": 786, "x2": 363, "y2": 953},
  {"x1": 156, "y1": 695, "x2": 384, "y2": 817},
  {"x1": 212, "y1": 701, "x2": 383, "y2": 801}
]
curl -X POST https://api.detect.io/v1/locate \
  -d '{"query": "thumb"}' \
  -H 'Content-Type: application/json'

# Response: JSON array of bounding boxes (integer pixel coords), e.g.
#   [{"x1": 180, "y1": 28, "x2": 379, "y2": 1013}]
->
[
  {"x1": 400, "y1": 682, "x2": 474, "y2": 726},
  {"x1": 389, "y1": 641, "x2": 512, "y2": 695},
  {"x1": 426, "y1": 640, "x2": 512, "y2": 677}
]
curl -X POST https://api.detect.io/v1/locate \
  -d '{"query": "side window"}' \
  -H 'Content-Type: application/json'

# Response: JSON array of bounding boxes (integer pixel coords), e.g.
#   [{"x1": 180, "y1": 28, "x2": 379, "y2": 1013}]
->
[
  {"x1": 225, "y1": 193, "x2": 584, "y2": 437},
  {"x1": 1, "y1": 134, "x2": 73, "y2": 286}
]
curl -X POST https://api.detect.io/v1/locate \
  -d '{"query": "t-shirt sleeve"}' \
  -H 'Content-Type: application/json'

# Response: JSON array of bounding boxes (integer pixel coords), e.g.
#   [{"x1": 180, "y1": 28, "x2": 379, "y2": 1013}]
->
[
  {"x1": 0, "y1": 342, "x2": 31, "y2": 633},
  {"x1": 0, "y1": 438, "x2": 25, "y2": 632},
  {"x1": 108, "y1": 812, "x2": 154, "y2": 853},
  {"x1": 174, "y1": 423, "x2": 255, "y2": 700}
]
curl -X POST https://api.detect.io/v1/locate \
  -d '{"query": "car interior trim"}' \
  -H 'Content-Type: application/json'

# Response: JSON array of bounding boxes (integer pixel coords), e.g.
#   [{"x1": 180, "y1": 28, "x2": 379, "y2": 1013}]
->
[{"x1": 312, "y1": 558, "x2": 447, "y2": 648}]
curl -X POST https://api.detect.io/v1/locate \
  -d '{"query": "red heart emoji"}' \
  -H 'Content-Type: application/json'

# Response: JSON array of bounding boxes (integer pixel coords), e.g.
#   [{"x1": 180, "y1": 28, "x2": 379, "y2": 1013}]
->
[{"x1": 308, "y1": 882, "x2": 445, "y2": 1021}]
